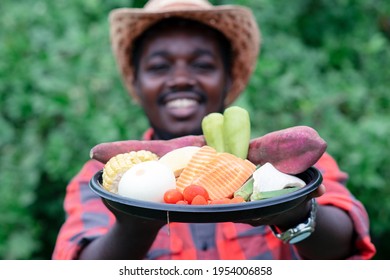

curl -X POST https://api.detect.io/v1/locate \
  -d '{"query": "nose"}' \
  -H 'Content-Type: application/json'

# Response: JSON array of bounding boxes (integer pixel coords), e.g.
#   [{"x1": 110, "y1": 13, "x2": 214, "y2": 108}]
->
[{"x1": 166, "y1": 62, "x2": 195, "y2": 90}]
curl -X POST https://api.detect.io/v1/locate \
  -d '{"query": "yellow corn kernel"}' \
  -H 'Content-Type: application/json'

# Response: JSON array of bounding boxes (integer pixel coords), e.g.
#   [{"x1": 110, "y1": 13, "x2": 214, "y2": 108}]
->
[{"x1": 102, "y1": 150, "x2": 158, "y2": 193}]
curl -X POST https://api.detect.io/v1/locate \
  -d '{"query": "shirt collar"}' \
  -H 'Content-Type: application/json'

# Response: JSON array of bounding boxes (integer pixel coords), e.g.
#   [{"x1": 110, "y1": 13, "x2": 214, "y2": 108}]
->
[{"x1": 142, "y1": 128, "x2": 154, "y2": 140}]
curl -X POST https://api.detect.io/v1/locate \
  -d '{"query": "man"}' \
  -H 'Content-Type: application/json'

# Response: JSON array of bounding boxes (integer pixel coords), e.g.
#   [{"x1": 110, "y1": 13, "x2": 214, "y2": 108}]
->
[{"x1": 52, "y1": 0, "x2": 376, "y2": 259}]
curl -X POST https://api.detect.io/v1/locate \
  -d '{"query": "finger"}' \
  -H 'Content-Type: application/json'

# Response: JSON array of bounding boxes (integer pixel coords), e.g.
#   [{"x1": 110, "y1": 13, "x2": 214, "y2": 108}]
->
[
  {"x1": 318, "y1": 184, "x2": 326, "y2": 195},
  {"x1": 307, "y1": 184, "x2": 326, "y2": 200},
  {"x1": 314, "y1": 184, "x2": 326, "y2": 197}
]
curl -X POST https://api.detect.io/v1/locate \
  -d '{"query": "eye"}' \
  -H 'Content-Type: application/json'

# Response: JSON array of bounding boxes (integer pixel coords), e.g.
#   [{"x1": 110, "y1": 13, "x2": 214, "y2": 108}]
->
[
  {"x1": 192, "y1": 61, "x2": 216, "y2": 72},
  {"x1": 147, "y1": 63, "x2": 170, "y2": 73},
  {"x1": 144, "y1": 55, "x2": 171, "y2": 74}
]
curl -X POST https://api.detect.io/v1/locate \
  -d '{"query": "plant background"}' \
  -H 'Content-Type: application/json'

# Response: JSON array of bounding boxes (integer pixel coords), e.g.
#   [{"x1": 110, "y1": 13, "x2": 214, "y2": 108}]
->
[{"x1": 1, "y1": 0, "x2": 389, "y2": 259}]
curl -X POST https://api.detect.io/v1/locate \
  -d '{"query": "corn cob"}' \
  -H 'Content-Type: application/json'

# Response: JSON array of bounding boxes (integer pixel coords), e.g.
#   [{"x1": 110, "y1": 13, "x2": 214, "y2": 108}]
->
[{"x1": 102, "y1": 150, "x2": 158, "y2": 193}]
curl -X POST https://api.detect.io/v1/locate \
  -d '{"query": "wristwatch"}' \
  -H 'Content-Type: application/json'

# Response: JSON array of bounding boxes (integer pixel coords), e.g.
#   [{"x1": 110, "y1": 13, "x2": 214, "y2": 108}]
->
[{"x1": 270, "y1": 198, "x2": 318, "y2": 244}]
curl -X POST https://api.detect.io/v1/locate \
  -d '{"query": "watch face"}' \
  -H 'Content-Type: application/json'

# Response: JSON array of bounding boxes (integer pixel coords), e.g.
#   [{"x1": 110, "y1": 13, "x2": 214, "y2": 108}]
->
[{"x1": 289, "y1": 232, "x2": 312, "y2": 244}]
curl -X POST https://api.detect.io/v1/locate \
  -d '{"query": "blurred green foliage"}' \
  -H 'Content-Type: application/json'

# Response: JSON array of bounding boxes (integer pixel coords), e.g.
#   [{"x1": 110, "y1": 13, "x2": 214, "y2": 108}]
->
[{"x1": 0, "y1": 0, "x2": 389, "y2": 259}]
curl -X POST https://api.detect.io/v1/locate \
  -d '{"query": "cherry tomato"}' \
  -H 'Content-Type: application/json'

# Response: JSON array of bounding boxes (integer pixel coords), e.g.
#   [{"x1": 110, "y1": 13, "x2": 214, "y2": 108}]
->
[
  {"x1": 163, "y1": 189, "x2": 184, "y2": 204},
  {"x1": 176, "y1": 200, "x2": 189, "y2": 205},
  {"x1": 191, "y1": 195, "x2": 208, "y2": 205},
  {"x1": 182, "y1": 185, "x2": 209, "y2": 203}
]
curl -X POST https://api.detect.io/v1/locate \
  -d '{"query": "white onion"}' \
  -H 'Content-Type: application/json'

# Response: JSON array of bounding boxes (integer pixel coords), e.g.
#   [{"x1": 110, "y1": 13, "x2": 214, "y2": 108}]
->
[
  {"x1": 253, "y1": 162, "x2": 306, "y2": 193},
  {"x1": 118, "y1": 161, "x2": 176, "y2": 202}
]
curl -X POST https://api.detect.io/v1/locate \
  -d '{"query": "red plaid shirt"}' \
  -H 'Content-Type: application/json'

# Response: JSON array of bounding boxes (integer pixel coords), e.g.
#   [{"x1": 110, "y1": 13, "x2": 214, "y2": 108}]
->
[{"x1": 52, "y1": 129, "x2": 376, "y2": 260}]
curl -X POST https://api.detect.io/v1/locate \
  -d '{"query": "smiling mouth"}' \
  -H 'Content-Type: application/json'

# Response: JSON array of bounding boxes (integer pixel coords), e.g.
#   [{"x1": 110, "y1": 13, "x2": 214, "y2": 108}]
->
[
  {"x1": 163, "y1": 98, "x2": 201, "y2": 120},
  {"x1": 166, "y1": 98, "x2": 198, "y2": 109}
]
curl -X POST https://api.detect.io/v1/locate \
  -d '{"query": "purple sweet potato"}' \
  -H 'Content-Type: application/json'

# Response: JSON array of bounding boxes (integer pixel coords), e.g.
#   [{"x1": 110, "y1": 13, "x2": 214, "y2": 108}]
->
[
  {"x1": 247, "y1": 126, "x2": 327, "y2": 174},
  {"x1": 90, "y1": 135, "x2": 206, "y2": 163},
  {"x1": 91, "y1": 126, "x2": 326, "y2": 174}
]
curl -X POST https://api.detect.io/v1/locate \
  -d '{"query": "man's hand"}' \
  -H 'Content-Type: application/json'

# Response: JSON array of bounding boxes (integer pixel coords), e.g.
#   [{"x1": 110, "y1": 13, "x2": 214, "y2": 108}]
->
[{"x1": 102, "y1": 198, "x2": 166, "y2": 232}]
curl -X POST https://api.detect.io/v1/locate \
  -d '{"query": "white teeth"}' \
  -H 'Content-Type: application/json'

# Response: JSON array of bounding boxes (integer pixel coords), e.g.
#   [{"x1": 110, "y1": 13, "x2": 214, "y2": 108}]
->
[{"x1": 166, "y1": 99, "x2": 197, "y2": 108}]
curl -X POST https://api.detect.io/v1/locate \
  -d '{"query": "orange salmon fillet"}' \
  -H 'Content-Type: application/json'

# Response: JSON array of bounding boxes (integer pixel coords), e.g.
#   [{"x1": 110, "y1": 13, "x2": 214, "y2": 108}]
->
[
  {"x1": 176, "y1": 146, "x2": 218, "y2": 191},
  {"x1": 193, "y1": 153, "x2": 256, "y2": 200},
  {"x1": 176, "y1": 146, "x2": 256, "y2": 200}
]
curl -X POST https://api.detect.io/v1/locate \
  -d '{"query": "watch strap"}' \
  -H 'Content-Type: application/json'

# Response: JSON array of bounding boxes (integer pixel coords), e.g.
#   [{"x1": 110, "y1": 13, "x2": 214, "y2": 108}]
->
[{"x1": 270, "y1": 198, "x2": 317, "y2": 244}]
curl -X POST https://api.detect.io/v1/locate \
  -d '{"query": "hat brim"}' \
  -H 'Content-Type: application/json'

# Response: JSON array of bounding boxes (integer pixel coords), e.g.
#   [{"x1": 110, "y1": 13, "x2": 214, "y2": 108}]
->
[{"x1": 109, "y1": 5, "x2": 261, "y2": 106}]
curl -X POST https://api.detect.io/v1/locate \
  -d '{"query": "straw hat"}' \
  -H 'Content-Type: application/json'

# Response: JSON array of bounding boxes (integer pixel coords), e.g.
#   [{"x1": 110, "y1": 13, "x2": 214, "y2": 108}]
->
[{"x1": 109, "y1": 0, "x2": 261, "y2": 106}]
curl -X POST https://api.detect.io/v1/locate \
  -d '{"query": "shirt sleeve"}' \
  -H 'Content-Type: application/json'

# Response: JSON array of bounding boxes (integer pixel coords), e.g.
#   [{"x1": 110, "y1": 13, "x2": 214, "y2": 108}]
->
[
  {"x1": 52, "y1": 131, "x2": 154, "y2": 260},
  {"x1": 314, "y1": 152, "x2": 376, "y2": 259},
  {"x1": 52, "y1": 160, "x2": 115, "y2": 260}
]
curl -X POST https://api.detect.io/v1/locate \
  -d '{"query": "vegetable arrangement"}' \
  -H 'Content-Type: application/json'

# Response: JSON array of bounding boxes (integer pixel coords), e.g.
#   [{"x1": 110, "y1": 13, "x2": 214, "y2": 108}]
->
[
  {"x1": 91, "y1": 126, "x2": 326, "y2": 175},
  {"x1": 94, "y1": 106, "x2": 327, "y2": 205},
  {"x1": 175, "y1": 146, "x2": 256, "y2": 199}
]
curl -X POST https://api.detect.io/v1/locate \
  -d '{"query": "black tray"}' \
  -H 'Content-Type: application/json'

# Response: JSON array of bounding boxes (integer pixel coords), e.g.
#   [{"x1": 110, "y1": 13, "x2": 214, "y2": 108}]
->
[{"x1": 89, "y1": 167, "x2": 322, "y2": 223}]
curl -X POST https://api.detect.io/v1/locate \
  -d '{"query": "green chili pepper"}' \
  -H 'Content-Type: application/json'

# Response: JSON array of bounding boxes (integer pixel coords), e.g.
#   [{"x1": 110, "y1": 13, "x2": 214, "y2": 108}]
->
[
  {"x1": 250, "y1": 187, "x2": 301, "y2": 201},
  {"x1": 234, "y1": 176, "x2": 254, "y2": 201},
  {"x1": 223, "y1": 106, "x2": 251, "y2": 159},
  {"x1": 201, "y1": 112, "x2": 225, "y2": 152}
]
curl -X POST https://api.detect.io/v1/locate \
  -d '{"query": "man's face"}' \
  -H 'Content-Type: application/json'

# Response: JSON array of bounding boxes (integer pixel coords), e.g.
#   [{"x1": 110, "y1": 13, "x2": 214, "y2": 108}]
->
[{"x1": 133, "y1": 25, "x2": 230, "y2": 140}]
